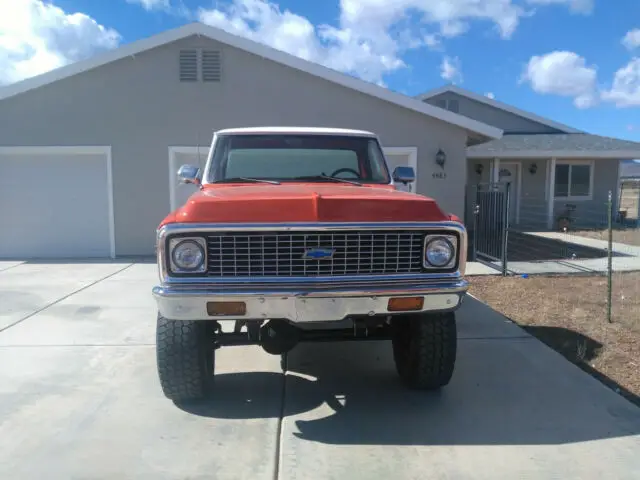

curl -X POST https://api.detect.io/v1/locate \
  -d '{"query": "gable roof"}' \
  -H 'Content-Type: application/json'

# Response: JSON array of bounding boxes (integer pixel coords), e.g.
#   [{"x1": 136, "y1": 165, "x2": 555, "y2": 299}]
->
[
  {"x1": 416, "y1": 84, "x2": 581, "y2": 134},
  {"x1": 0, "y1": 23, "x2": 501, "y2": 141},
  {"x1": 466, "y1": 133, "x2": 640, "y2": 159}
]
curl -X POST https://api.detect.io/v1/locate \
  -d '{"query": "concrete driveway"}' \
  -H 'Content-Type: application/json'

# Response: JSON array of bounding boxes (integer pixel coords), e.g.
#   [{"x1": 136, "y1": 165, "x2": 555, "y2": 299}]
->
[{"x1": 1, "y1": 261, "x2": 639, "y2": 479}]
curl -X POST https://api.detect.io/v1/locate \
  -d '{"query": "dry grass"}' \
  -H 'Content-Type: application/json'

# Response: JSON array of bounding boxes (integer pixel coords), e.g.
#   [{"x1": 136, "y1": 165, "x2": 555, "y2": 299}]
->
[{"x1": 469, "y1": 273, "x2": 640, "y2": 406}]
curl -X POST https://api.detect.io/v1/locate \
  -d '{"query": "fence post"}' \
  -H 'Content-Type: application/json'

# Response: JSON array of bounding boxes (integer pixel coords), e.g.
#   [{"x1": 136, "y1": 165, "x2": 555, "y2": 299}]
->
[
  {"x1": 472, "y1": 185, "x2": 478, "y2": 263},
  {"x1": 501, "y1": 183, "x2": 510, "y2": 276},
  {"x1": 607, "y1": 190, "x2": 613, "y2": 323}
]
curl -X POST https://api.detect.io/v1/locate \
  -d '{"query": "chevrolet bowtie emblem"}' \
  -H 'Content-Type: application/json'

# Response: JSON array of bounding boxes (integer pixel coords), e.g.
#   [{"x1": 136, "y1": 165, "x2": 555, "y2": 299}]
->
[{"x1": 302, "y1": 247, "x2": 336, "y2": 260}]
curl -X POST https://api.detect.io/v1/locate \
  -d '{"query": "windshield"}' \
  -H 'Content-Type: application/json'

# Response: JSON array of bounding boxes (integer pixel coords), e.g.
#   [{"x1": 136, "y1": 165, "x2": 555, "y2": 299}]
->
[{"x1": 206, "y1": 134, "x2": 391, "y2": 184}]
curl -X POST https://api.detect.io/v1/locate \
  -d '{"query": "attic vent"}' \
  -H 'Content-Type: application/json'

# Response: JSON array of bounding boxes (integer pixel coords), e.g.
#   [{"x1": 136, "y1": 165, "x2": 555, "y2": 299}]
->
[
  {"x1": 179, "y1": 49, "x2": 198, "y2": 82},
  {"x1": 202, "y1": 50, "x2": 222, "y2": 82},
  {"x1": 448, "y1": 99, "x2": 459, "y2": 113}
]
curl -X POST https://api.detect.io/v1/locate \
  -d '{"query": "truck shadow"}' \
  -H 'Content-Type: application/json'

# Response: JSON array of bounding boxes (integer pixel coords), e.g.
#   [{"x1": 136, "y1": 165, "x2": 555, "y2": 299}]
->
[
  {"x1": 178, "y1": 332, "x2": 640, "y2": 446},
  {"x1": 281, "y1": 338, "x2": 640, "y2": 446}
]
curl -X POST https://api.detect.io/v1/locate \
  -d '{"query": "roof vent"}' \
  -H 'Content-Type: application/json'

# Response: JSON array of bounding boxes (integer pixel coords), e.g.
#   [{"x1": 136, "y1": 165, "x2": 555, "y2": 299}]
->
[
  {"x1": 179, "y1": 49, "x2": 198, "y2": 82},
  {"x1": 202, "y1": 50, "x2": 222, "y2": 82}
]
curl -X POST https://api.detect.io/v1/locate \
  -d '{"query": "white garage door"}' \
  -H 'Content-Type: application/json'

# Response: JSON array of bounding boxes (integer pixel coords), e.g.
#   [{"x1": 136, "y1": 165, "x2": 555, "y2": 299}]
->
[
  {"x1": 168, "y1": 145, "x2": 418, "y2": 209},
  {"x1": 0, "y1": 147, "x2": 114, "y2": 259}
]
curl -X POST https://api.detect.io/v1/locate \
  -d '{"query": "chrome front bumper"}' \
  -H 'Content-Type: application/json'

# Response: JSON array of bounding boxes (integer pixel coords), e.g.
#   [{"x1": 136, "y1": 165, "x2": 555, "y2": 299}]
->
[{"x1": 152, "y1": 280, "x2": 468, "y2": 323}]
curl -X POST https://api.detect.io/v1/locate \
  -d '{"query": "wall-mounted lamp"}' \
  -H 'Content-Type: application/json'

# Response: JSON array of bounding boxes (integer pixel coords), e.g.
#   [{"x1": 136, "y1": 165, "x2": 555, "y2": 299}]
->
[
  {"x1": 435, "y1": 149, "x2": 446, "y2": 169},
  {"x1": 475, "y1": 163, "x2": 484, "y2": 175},
  {"x1": 529, "y1": 162, "x2": 538, "y2": 175}
]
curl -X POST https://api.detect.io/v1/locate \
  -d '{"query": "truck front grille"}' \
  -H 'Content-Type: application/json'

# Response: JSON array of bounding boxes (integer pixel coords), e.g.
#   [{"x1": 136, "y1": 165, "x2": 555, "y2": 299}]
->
[{"x1": 204, "y1": 230, "x2": 425, "y2": 277}]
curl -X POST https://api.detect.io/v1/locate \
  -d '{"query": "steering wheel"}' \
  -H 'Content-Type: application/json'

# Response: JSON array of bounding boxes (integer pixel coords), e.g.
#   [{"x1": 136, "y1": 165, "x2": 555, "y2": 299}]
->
[{"x1": 329, "y1": 167, "x2": 361, "y2": 178}]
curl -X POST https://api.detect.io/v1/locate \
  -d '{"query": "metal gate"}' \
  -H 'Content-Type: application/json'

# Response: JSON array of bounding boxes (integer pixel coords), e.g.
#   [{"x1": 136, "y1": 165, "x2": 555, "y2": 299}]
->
[{"x1": 468, "y1": 182, "x2": 510, "y2": 275}]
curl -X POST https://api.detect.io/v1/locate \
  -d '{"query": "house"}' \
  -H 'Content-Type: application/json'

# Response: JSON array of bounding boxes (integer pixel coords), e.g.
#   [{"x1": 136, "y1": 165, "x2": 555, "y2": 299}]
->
[
  {"x1": 2, "y1": 21, "x2": 637, "y2": 260},
  {"x1": 417, "y1": 85, "x2": 640, "y2": 231},
  {"x1": 0, "y1": 22, "x2": 501, "y2": 259}
]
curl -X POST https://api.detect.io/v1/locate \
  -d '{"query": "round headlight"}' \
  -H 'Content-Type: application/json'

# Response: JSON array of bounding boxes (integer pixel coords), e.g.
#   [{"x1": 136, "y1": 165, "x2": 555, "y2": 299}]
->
[
  {"x1": 172, "y1": 240, "x2": 205, "y2": 271},
  {"x1": 425, "y1": 237, "x2": 454, "y2": 267}
]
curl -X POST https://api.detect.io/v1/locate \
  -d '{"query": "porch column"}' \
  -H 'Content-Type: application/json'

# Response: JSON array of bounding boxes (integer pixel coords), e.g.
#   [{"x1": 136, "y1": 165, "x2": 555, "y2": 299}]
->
[
  {"x1": 491, "y1": 157, "x2": 500, "y2": 183},
  {"x1": 547, "y1": 157, "x2": 556, "y2": 229}
]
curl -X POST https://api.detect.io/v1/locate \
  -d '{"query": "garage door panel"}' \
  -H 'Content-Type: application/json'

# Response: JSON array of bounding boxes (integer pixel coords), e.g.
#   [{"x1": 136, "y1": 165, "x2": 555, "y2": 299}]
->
[{"x1": 0, "y1": 152, "x2": 111, "y2": 259}]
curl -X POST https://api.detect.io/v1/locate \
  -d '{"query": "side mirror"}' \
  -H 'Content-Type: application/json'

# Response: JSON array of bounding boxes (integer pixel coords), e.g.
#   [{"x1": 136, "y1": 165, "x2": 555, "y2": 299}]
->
[
  {"x1": 177, "y1": 164, "x2": 201, "y2": 186},
  {"x1": 392, "y1": 166, "x2": 415, "y2": 185}
]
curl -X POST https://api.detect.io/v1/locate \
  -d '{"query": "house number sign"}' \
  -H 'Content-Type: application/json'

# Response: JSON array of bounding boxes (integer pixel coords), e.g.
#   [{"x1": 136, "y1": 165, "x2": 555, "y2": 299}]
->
[{"x1": 432, "y1": 172, "x2": 447, "y2": 179}]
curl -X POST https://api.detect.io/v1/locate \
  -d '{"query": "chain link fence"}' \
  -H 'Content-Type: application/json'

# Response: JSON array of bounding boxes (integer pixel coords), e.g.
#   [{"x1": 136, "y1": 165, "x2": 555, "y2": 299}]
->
[{"x1": 470, "y1": 182, "x2": 640, "y2": 329}]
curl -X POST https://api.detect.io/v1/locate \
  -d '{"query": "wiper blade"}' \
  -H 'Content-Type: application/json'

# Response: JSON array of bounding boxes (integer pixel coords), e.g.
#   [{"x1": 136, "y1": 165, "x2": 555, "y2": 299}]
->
[
  {"x1": 217, "y1": 177, "x2": 281, "y2": 185},
  {"x1": 292, "y1": 175, "x2": 362, "y2": 186}
]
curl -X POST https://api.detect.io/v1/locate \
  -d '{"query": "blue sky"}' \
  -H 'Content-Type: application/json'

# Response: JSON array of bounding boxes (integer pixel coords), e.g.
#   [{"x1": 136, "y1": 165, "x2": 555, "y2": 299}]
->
[{"x1": 2, "y1": 1, "x2": 640, "y2": 141}]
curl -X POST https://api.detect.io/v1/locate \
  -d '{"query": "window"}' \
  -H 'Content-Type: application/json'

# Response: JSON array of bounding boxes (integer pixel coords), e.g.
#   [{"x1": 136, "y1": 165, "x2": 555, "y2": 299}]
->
[
  {"x1": 225, "y1": 149, "x2": 360, "y2": 179},
  {"x1": 435, "y1": 98, "x2": 459, "y2": 113},
  {"x1": 554, "y1": 162, "x2": 592, "y2": 199},
  {"x1": 208, "y1": 134, "x2": 391, "y2": 184}
]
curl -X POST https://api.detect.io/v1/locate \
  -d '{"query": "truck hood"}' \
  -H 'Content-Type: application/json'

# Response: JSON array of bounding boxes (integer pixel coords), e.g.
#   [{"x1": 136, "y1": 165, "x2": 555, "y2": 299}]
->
[{"x1": 168, "y1": 183, "x2": 450, "y2": 224}]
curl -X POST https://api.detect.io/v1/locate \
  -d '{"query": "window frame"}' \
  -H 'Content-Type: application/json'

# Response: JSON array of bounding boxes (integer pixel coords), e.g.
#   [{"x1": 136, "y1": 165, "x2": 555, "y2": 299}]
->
[{"x1": 553, "y1": 159, "x2": 595, "y2": 201}]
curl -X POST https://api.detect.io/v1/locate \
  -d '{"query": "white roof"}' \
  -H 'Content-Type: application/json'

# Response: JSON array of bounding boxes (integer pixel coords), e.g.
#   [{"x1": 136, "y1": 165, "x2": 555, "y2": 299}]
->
[
  {"x1": 216, "y1": 126, "x2": 377, "y2": 137},
  {"x1": 0, "y1": 22, "x2": 502, "y2": 141},
  {"x1": 416, "y1": 84, "x2": 581, "y2": 134}
]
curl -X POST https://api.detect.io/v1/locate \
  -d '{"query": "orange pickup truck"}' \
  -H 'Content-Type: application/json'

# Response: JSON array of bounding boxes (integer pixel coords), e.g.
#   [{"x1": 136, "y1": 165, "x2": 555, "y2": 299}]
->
[{"x1": 152, "y1": 127, "x2": 468, "y2": 402}]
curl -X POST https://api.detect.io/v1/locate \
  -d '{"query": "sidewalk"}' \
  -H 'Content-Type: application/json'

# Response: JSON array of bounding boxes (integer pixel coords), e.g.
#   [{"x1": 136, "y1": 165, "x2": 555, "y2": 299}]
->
[
  {"x1": 466, "y1": 232, "x2": 640, "y2": 276},
  {"x1": 527, "y1": 231, "x2": 640, "y2": 257}
]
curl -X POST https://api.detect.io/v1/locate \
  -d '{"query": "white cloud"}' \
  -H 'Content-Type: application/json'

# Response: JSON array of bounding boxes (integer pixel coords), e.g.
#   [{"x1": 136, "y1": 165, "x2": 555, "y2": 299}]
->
[
  {"x1": 601, "y1": 58, "x2": 640, "y2": 107},
  {"x1": 521, "y1": 51, "x2": 598, "y2": 108},
  {"x1": 126, "y1": 0, "x2": 170, "y2": 10},
  {"x1": 422, "y1": 34, "x2": 440, "y2": 50},
  {"x1": 0, "y1": 0, "x2": 120, "y2": 85},
  {"x1": 526, "y1": 0, "x2": 594, "y2": 15},
  {"x1": 440, "y1": 56, "x2": 463, "y2": 83},
  {"x1": 622, "y1": 29, "x2": 640, "y2": 50},
  {"x1": 0, "y1": 0, "x2": 602, "y2": 90},
  {"x1": 485, "y1": 92, "x2": 495, "y2": 99},
  {"x1": 197, "y1": 0, "x2": 580, "y2": 86},
  {"x1": 198, "y1": 0, "x2": 403, "y2": 85}
]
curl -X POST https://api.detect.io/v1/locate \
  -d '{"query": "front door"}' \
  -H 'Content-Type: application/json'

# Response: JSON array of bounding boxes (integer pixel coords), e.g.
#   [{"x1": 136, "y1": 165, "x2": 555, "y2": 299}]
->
[{"x1": 498, "y1": 163, "x2": 519, "y2": 225}]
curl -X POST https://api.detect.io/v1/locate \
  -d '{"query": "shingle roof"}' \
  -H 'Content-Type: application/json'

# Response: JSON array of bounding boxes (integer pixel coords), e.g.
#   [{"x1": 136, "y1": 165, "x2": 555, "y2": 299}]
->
[{"x1": 467, "y1": 133, "x2": 640, "y2": 159}]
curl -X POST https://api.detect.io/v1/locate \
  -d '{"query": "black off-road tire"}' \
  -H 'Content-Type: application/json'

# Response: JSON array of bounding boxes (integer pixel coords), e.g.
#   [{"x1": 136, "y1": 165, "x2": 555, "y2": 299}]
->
[
  {"x1": 391, "y1": 311, "x2": 457, "y2": 390},
  {"x1": 156, "y1": 313, "x2": 215, "y2": 402}
]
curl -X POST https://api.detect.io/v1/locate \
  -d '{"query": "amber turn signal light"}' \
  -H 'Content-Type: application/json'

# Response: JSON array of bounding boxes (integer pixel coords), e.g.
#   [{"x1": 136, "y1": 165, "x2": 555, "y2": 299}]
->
[
  {"x1": 387, "y1": 296, "x2": 424, "y2": 312},
  {"x1": 207, "y1": 301, "x2": 247, "y2": 316}
]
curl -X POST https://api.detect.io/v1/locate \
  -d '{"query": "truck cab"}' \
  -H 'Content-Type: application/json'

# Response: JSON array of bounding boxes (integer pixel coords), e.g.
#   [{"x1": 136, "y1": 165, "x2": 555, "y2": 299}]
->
[{"x1": 153, "y1": 127, "x2": 468, "y2": 402}]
